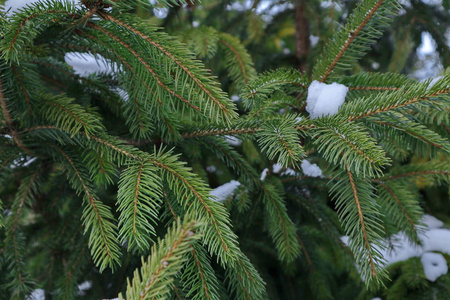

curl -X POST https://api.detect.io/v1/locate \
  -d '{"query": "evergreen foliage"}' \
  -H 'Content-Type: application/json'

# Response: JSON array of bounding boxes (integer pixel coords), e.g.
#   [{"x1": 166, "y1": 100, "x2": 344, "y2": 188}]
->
[{"x1": 0, "y1": 0, "x2": 449, "y2": 299}]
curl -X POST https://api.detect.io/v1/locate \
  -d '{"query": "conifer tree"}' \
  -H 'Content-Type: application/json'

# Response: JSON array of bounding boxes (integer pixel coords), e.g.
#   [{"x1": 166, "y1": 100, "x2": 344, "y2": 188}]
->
[{"x1": 0, "y1": 0, "x2": 449, "y2": 299}]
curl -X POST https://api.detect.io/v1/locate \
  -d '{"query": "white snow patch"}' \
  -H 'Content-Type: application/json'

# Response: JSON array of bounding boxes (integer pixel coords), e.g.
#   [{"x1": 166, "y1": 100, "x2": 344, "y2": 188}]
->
[
  {"x1": 210, "y1": 180, "x2": 241, "y2": 202},
  {"x1": 295, "y1": 117, "x2": 302, "y2": 123},
  {"x1": 272, "y1": 163, "x2": 283, "y2": 174},
  {"x1": 378, "y1": 231, "x2": 423, "y2": 265},
  {"x1": 225, "y1": 135, "x2": 242, "y2": 146},
  {"x1": 342, "y1": 215, "x2": 450, "y2": 282},
  {"x1": 310, "y1": 35, "x2": 319, "y2": 48},
  {"x1": 22, "y1": 157, "x2": 37, "y2": 167},
  {"x1": 110, "y1": 87, "x2": 129, "y2": 102},
  {"x1": 27, "y1": 289, "x2": 45, "y2": 300},
  {"x1": 306, "y1": 81, "x2": 348, "y2": 119},
  {"x1": 340, "y1": 235, "x2": 349, "y2": 245},
  {"x1": 9, "y1": 156, "x2": 37, "y2": 169},
  {"x1": 260, "y1": 168, "x2": 269, "y2": 181},
  {"x1": 4, "y1": 0, "x2": 77, "y2": 15},
  {"x1": 399, "y1": 0, "x2": 412, "y2": 8},
  {"x1": 65, "y1": 52, "x2": 116, "y2": 76},
  {"x1": 255, "y1": 1, "x2": 293, "y2": 22},
  {"x1": 413, "y1": 32, "x2": 443, "y2": 80},
  {"x1": 421, "y1": 252, "x2": 448, "y2": 282},
  {"x1": 77, "y1": 281, "x2": 92, "y2": 296},
  {"x1": 153, "y1": 7, "x2": 169, "y2": 18},
  {"x1": 281, "y1": 168, "x2": 297, "y2": 176},
  {"x1": 300, "y1": 160, "x2": 323, "y2": 177},
  {"x1": 421, "y1": 0, "x2": 442, "y2": 6},
  {"x1": 421, "y1": 228, "x2": 450, "y2": 254},
  {"x1": 420, "y1": 214, "x2": 444, "y2": 229},
  {"x1": 230, "y1": 94, "x2": 240, "y2": 102},
  {"x1": 426, "y1": 76, "x2": 443, "y2": 90},
  {"x1": 320, "y1": 0, "x2": 342, "y2": 11}
]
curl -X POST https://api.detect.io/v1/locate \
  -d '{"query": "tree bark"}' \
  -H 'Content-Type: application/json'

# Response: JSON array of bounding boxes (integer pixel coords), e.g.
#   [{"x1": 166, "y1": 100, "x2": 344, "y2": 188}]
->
[{"x1": 294, "y1": 1, "x2": 310, "y2": 72}]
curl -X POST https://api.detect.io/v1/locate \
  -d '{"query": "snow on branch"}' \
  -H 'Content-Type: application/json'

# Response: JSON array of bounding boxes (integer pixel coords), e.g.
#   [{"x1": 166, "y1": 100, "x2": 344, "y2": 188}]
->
[{"x1": 306, "y1": 81, "x2": 348, "y2": 119}]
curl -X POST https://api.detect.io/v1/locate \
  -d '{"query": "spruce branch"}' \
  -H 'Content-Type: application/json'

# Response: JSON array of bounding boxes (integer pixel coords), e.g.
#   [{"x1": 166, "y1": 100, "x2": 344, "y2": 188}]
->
[
  {"x1": 377, "y1": 162, "x2": 450, "y2": 184},
  {"x1": 182, "y1": 26, "x2": 219, "y2": 59},
  {"x1": 0, "y1": 78, "x2": 32, "y2": 155},
  {"x1": 240, "y1": 68, "x2": 309, "y2": 110},
  {"x1": 218, "y1": 32, "x2": 257, "y2": 90},
  {"x1": 56, "y1": 240, "x2": 90, "y2": 300},
  {"x1": 260, "y1": 183, "x2": 301, "y2": 263},
  {"x1": 256, "y1": 115, "x2": 305, "y2": 168},
  {"x1": 201, "y1": 137, "x2": 260, "y2": 184},
  {"x1": 99, "y1": 13, "x2": 236, "y2": 119},
  {"x1": 0, "y1": 0, "x2": 448, "y2": 296},
  {"x1": 341, "y1": 78, "x2": 450, "y2": 121},
  {"x1": 183, "y1": 127, "x2": 261, "y2": 139},
  {"x1": 86, "y1": 22, "x2": 202, "y2": 112},
  {"x1": 371, "y1": 116, "x2": 450, "y2": 154},
  {"x1": 117, "y1": 161, "x2": 163, "y2": 253},
  {"x1": 225, "y1": 254, "x2": 266, "y2": 300},
  {"x1": 149, "y1": 150, "x2": 237, "y2": 264},
  {"x1": 11, "y1": 63, "x2": 32, "y2": 115},
  {"x1": 377, "y1": 182, "x2": 422, "y2": 243},
  {"x1": 3, "y1": 172, "x2": 39, "y2": 297},
  {"x1": 311, "y1": 117, "x2": 390, "y2": 177},
  {"x1": 0, "y1": 0, "x2": 74, "y2": 63},
  {"x1": 181, "y1": 245, "x2": 221, "y2": 300},
  {"x1": 313, "y1": 0, "x2": 400, "y2": 81},
  {"x1": 338, "y1": 72, "x2": 415, "y2": 93},
  {"x1": 182, "y1": 122, "x2": 314, "y2": 139},
  {"x1": 320, "y1": 0, "x2": 385, "y2": 81},
  {"x1": 119, "y1": 216, "x2": 202, "y2": 300},
  {"x1": 330, "y1": 168, "x2": 387, "y2": 286},
  {"x1": 39, "y1": 94, "x2": 105, "y2": 137},
  {"x1": 48, "y1": 145, "x2": 121, "y2": 271}
]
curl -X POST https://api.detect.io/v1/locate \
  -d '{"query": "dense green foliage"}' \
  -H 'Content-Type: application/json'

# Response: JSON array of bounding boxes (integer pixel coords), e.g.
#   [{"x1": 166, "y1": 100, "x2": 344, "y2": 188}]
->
[{"x1": 0, "y1": 0, "x2": 449, "y2": 299}]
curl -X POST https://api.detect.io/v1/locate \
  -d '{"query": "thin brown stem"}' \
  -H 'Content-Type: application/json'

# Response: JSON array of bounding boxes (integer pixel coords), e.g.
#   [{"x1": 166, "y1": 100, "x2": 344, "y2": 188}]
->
[{"x1": 346, "y1": 166, "x2": 376, "y2": 276}]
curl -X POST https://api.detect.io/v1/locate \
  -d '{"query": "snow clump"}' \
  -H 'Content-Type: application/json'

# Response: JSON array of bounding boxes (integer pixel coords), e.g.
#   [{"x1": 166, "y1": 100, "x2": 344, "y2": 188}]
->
[
  {"x1": 342, "y1": 214, "x2": 450, "y2": 282},
  {"x1": 421, "y1": 252, "x2": 448, "y2": 282},
  {"x1": 260, "y1": 168, "x2": 269, "y2": 181},
  {"x1": 306, "y1": 81, "x2": 348, "y2": 119},
  {"x1": 281, "y1": 168, "x2": 297, "y2": 176},
  {"x1": 225, "y1": 135, "x2": 242, "y2": 146},
  {"x1": 4, "y1": 0, "x2": 77, "y2": 15},
  {"x1": 210, "y1": 180, "x2": 241, "y2": 202},
  {"x1": 419, "y1": 214, "x2": 443, "y2": 229},
  {"x1": 26, "y1": 289, "x2": 45, "y2": 300},
  {"x1": 300, "y1": 160, "x2": 323, "y2": 177},
  {"x1": 65, "y1": 53, "x2": 117, "y2": 76},
  {"x1": 272, "y1": 163, "x2": 283, "y2": 174}
]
